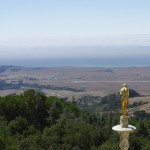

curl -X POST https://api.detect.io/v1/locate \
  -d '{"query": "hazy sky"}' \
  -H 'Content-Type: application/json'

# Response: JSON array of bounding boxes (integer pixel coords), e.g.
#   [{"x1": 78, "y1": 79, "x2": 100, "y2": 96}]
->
[{"x1": 0, "y1": 0, "x2": 150, "y2": 60}]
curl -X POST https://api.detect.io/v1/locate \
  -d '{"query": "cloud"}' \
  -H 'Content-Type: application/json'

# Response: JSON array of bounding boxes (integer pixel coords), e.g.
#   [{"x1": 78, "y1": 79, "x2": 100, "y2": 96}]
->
[
  {"x1": 0, "y1": 34, "x2": 150, "y2": 59},
  {"x1": 0, "y1": 34, "x2": 150, "y2": 47},
  {"x1": 1, "y1": 45, "x2": 150, "y2": 60}
]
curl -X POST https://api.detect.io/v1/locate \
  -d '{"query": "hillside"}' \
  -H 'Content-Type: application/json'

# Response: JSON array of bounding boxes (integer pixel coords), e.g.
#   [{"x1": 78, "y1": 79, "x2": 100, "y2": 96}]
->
[
  {"x1": 0, "y1": 66, "x2": 150, "y2": 114},
  {"x1": 0, "y1": 66, "x2": 150, "y2": 95}
]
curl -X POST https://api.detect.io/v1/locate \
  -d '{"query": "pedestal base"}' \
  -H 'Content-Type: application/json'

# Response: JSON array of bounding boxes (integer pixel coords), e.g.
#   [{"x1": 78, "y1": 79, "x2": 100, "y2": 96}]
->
[
  {"x1": 112, "y1": 125, "x2": 136, "y2": 132},
  {"x1": 112, "y1": 125, "x2": 136, "y2": 150},
  {"x1": 120, "y1": 116, "x2": 128, "y2": 128}
]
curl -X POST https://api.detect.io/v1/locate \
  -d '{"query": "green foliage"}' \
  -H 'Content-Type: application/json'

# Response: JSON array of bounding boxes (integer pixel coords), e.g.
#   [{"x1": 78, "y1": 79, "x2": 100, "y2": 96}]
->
[
  {"x1": 77, "y1": 89, "x2": 141, "y2": 112},
  {"x1": 134, "y1": 110, "x2": 150, "y2": 119},
  {"x1": 7, "y1": 116, "x2": 28, "y2": 135},
  {"x1": 97, "y1": 93, "x2": 121, "y2": 111},
  {"x1": 62, "y1": 122, "x2": 104, "y2": 150},
  {"x1": 0, "y1": 89, "x2": 149, "y2": 149}
]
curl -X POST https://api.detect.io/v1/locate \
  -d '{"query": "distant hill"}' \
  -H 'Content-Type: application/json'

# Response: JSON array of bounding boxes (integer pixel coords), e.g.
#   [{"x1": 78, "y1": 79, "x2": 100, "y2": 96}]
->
[{"x1": 0, "y1": 65, "x2": 150, "y2": 98}]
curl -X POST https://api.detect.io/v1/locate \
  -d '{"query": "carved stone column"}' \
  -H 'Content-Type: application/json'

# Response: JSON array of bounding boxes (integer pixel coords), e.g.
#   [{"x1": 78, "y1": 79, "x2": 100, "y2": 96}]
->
[
  {"x1": 119, "y1": 132, "x2": 129, "y2": 150},
  {"x1": 112, "y1": 117, "x2": 136, "y2": 150}
]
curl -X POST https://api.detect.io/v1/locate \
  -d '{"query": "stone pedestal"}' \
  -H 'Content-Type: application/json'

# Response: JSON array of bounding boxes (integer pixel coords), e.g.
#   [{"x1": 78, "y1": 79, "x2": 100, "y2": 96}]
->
[
  {"x1": 120, "y1": 116, "x2": 128, "y2": 128},
  {"x1": 112, "y1": 117, "x2": 136, "y2": 150},
  {"x1": 119, "y1": 132, "x2": 129, "y2": 150}
]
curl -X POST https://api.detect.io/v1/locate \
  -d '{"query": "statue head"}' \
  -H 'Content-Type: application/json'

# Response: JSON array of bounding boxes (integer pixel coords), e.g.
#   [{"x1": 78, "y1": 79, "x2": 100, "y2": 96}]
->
[{"x1": 122, "y1": 83, "x2": 128, "y2": 88}]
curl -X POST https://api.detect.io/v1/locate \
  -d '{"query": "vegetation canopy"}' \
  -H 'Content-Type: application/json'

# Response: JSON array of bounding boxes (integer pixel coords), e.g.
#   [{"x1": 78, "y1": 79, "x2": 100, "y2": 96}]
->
[{"x1": 0, "y1": 89, "x2": 149, "y2": 150}]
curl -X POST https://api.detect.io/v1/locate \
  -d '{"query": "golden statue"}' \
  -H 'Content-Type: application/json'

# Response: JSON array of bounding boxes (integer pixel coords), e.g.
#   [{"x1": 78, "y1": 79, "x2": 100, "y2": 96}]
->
[{"x1": 120, "y1": 83, "x2": 129, "y2": 117}]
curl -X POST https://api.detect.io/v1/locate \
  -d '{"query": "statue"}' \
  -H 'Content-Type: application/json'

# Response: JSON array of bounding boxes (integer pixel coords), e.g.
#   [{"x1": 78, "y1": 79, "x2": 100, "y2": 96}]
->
[
  {"x1": 112, "y1": 83, "x2": 136, "y2": 150},
  {"x1": 120, "y1": 83, "x2": 129, "y2": 117}
]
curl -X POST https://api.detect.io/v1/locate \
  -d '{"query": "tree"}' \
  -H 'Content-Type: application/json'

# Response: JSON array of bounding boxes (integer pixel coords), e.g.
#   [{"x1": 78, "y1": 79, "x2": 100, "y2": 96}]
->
[{"x1": 7, "y1": 116, "x2": 28, "y2": 135}]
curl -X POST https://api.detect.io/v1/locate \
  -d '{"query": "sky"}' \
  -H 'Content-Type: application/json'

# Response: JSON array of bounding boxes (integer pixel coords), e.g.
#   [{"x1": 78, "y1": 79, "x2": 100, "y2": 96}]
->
[{"x1": 0, "y1": 0, "x2": 150, "y2": 64}]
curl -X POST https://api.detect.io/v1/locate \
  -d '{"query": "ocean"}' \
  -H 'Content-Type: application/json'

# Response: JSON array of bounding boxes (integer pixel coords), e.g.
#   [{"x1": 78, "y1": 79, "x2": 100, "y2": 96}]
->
[{"x1": 0, "y1": 57, "x2": 150, "y2": 68}]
